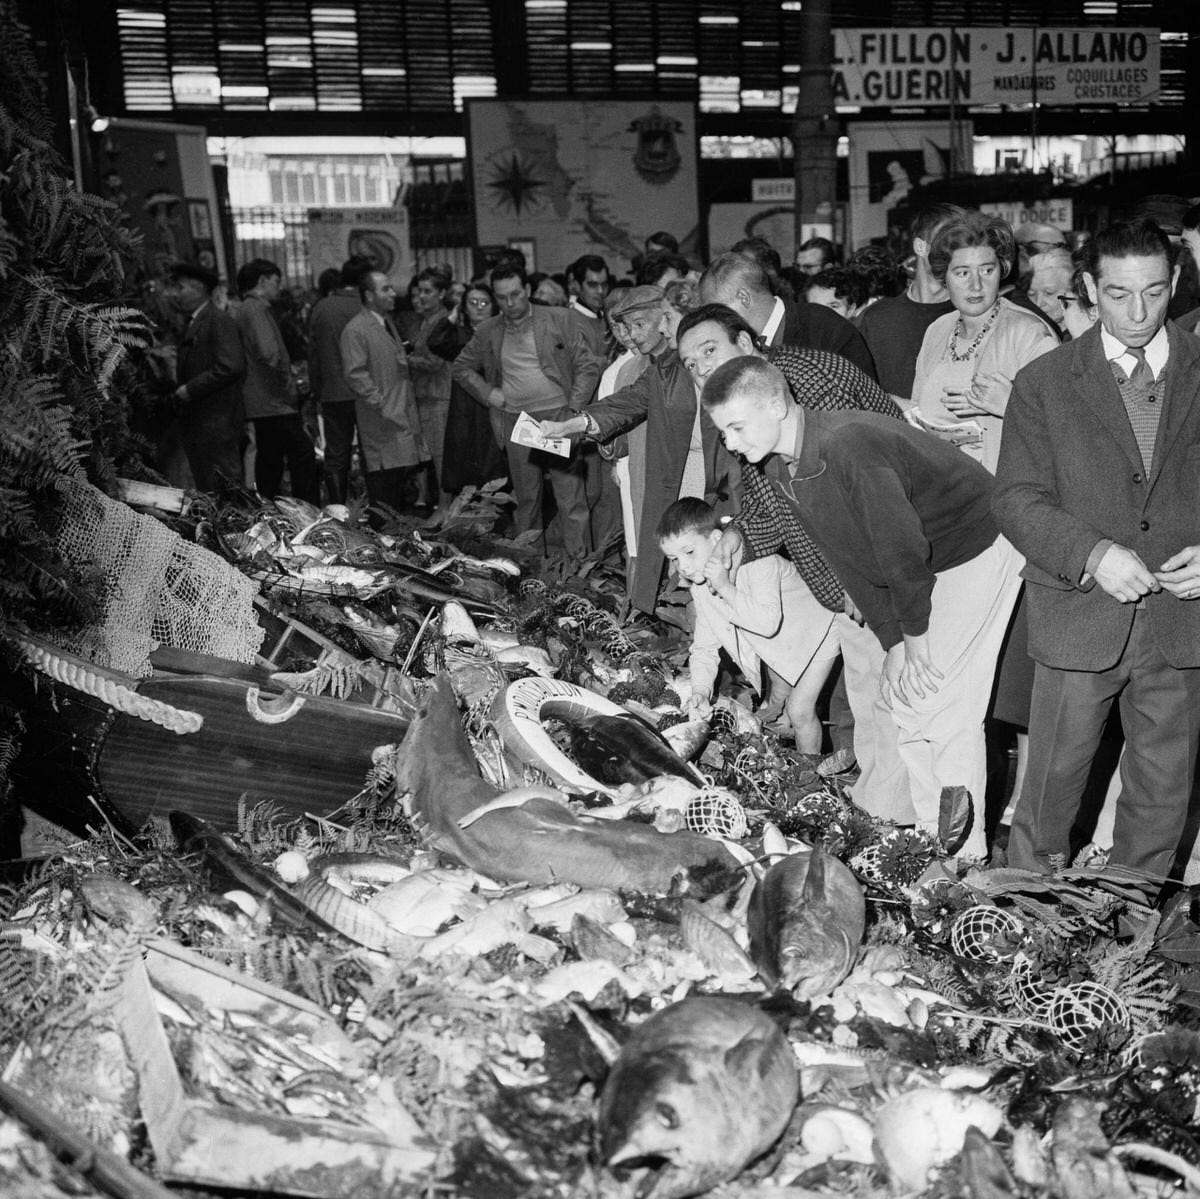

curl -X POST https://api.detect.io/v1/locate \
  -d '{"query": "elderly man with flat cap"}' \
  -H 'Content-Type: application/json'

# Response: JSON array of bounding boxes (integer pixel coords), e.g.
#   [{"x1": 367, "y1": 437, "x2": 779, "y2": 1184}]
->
[
  {"x1": 542, "y1": 285, "x2": 735, "y2": 613},
  {"x1": 165, "y1": 260, "x2": 246, "y2": 491}
]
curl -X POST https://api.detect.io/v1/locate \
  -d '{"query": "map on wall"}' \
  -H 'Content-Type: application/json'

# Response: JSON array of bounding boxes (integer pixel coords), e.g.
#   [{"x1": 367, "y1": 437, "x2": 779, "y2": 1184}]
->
[{"x1": 468, "y1": 100, "x2": 699, "y2": 273}]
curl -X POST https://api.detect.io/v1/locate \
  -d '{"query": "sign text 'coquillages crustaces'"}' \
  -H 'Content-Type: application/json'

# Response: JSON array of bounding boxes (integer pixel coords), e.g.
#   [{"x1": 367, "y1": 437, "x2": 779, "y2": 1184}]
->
[{"x1": 832, "y1": 28, "x2": 1160, "y2": 108}]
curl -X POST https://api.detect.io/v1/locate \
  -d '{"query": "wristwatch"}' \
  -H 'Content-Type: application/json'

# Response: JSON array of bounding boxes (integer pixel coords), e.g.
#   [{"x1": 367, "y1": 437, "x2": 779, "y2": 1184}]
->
[{"x1": 571, "y1": 409, "x2": 600, "y2": 438}]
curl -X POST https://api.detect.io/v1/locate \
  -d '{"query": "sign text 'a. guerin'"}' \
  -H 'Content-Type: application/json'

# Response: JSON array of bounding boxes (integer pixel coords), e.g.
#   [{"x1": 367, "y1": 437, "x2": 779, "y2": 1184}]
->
[{"x1": 832, "y1": 28, "x2": 1160, "y2": 108}]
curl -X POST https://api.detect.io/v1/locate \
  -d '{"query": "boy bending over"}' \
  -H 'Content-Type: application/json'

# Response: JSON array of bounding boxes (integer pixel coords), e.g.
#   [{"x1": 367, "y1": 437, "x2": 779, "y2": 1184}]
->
[{"x1": 657, "y1": 497, "x2": 840, "y2": 751}]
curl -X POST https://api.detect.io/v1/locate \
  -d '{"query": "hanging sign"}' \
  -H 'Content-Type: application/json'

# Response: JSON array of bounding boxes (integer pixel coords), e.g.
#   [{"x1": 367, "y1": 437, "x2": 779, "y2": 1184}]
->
[{"x1": 832, "y1": 28, "x2": 1160, "y2": 108}]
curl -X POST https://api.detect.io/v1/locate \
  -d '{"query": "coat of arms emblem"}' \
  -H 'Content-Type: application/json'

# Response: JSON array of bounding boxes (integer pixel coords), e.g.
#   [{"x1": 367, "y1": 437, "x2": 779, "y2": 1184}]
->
[{"x1": 628, "y1": 107, "x2": 683, "y2": 183}]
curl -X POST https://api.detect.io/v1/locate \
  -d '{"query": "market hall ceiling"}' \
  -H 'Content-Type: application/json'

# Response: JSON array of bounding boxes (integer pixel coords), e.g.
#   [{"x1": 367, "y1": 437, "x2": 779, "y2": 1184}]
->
[{"x1": 108, "y1": 0, "x2": 1191, "y2": 123}]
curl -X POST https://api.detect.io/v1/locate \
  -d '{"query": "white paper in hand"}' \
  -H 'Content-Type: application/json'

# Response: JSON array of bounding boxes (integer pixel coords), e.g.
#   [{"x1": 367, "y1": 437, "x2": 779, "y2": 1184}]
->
[{"x1": 510, "y1": 410, "x2": 571, "y2": 457}]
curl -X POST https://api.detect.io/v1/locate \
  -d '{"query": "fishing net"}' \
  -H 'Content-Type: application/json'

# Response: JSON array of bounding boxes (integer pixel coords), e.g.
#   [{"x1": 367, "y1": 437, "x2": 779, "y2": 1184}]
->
[
  {"x1": 52, "y1": 480, "x2": 263, "y2": 677},
  {"x1": 1049, "y1": 981, "x2": 1130, "y2": 1050},
  {"x1": 685, "y1": 786, "x2": 748, "y2": 840},
  {"x1": 950, "y1": 905, "x2": 1023, "y2": 962}
]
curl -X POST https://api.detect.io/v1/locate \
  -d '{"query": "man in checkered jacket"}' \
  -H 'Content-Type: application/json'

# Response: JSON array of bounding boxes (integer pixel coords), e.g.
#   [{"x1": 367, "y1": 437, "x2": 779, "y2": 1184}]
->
[{"x1": 675, "y1": 303, "x2": 913, "y2": 823}]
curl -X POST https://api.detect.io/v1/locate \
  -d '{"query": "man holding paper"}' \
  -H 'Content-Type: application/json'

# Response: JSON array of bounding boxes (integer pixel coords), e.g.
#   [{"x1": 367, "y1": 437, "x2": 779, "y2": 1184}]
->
[{"x1": 452, "y1": 264, "x2": 601, "y2": 557}]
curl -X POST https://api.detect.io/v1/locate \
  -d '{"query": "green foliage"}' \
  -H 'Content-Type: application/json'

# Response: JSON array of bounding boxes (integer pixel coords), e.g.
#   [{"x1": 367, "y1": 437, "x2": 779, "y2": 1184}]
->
[{"x1": 0, "y1": 3, "x2": 153, "y2": 636}]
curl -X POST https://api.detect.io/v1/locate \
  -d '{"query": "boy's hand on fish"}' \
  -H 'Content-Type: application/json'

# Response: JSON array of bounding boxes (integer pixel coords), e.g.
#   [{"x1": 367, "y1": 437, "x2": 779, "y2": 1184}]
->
[
  {"x1": 685, "y1": 693, "x2": 712, "y2": 718},
  {"x1": 843, "y1": 592, "x2": 865, "y2": 625}
]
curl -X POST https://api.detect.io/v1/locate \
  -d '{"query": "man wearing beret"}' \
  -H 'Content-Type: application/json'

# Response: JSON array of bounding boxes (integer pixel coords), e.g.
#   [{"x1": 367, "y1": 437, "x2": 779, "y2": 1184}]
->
[
  {"x1": 541, "y1": 285, "x2": 736, "y2": 613},
  {"x1": 165, "y1": 260, "x2": 246, "y2": 491}
]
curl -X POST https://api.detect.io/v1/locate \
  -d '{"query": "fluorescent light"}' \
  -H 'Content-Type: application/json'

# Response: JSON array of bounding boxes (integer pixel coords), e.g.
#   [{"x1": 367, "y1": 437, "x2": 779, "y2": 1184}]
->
[
  {"x1": 221, "y1": 85, "x2": 269, "y2": 97},
  {"x1": 570, "y1": 42, "x2": 612, "y2": 51}
]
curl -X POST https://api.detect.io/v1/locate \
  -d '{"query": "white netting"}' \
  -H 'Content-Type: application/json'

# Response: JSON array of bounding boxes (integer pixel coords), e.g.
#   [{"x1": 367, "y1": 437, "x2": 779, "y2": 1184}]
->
[
  {"x1": 950, "y1": 905, "x2": 1024, "y2": 962},
  {"x1": 685, "y1": 786, "x2": 748, "y2": 840},
  {"x1": 53, "y1": 480, "x2": 263, "y2": 677},
  {"x1": 1049, "y1": 981, "x2": 1130, "y2": 1050}
]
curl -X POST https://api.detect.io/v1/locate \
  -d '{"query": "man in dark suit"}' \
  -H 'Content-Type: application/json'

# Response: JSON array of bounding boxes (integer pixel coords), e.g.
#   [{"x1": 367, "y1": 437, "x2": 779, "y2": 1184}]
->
[
  {"x1": 994, "y1": 219, "x2": 1200, "y2": 884},
  {"x1": 452, "y1": 264, "x2": 601, "y2": 557},
  {"x1": 697, "y1": 251, "x2": 877, "y2": 379},
  {"x1": 167, "y1": 261, "x2": 246, "y2": 491}
]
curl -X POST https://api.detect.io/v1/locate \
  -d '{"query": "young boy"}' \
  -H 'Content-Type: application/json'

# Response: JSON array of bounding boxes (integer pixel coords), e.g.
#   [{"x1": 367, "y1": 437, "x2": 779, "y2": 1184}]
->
[{"x1": 657, "y1": 497, "x2": 840, "y2": 751}]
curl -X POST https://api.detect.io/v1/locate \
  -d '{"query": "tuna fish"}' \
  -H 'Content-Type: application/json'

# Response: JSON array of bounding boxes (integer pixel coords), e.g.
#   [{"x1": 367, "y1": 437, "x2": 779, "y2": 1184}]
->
[
  {"x1": 747, "y1": 847, "x2": 865, "y2": 1000},
  {"x1": 598, "y1": 996, "x2": 799, "y2": 1199},
  {"x1": 540, "y1": 700, "x2": 704, "y2": 788}
]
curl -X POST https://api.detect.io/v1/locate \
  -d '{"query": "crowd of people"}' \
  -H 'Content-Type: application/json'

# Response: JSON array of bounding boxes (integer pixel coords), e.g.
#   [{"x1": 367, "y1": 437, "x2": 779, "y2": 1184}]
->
[{"x1": 160, "y1": 201, "x2": 1200, "y2": 885}]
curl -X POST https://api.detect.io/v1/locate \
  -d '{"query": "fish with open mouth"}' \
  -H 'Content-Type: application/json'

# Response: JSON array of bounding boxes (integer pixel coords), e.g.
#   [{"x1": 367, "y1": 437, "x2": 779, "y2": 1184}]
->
[
  {"x1": 598, "y1": 995, "x2": 799, "y2": 1199},
  {"x1": 747, "y1": 846, "x2": 865, "y2": 1001}
]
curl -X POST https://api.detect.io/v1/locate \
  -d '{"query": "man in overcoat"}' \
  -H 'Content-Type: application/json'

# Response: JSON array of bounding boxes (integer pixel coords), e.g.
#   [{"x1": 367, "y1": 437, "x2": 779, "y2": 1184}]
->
[
  {"x1": 540, "y1": 286, "x2": 736, "y2": 614},
  {"x1": 994, "y1": 219, "x2": 1200, "y2": 883},
  {"x1": 340, "y1": 270, "x2": 427, "y2": 519}
]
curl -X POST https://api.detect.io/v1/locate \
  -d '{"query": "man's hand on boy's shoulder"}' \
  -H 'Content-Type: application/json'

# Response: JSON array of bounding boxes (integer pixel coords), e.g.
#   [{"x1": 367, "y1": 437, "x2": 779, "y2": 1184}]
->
[
  {"x1": 702, "y1": 556, "x2": 735, "y2": 600},
  {"x1": 710, "y1": 524, "x2": 744, "y2": 582}
]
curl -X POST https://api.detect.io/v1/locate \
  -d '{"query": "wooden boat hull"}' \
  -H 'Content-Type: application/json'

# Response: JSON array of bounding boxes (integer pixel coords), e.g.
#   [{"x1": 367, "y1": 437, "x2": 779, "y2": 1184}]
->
[{"x1": 9, "y1": 666, "x2": 408, "y2": 838}]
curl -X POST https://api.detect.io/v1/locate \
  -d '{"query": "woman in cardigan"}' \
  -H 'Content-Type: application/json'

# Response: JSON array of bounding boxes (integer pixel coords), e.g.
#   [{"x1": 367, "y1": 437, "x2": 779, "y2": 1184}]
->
[
  {"x1": 910, "y1": 211, "x2": 1058, "y2": 473},
  {"x1": 911, "y1": 212, "x2": 1057, "y2": 856}
]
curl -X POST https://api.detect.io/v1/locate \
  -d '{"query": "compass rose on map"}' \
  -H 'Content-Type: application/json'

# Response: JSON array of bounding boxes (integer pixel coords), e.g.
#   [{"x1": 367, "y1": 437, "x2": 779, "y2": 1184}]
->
[{"x1": 486, "y1": 152, "x2": 546, "y2": 216}]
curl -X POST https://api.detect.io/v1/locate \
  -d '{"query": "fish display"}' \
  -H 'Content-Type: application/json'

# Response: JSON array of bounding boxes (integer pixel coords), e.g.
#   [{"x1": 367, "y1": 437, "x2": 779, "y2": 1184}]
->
[
  {"x1": 539, "y1": 699, "x2": 704, "y2": 788},
  {"x1": 747, "y1": 847, "x2": 866, "y2": 1000},
  {"x1": 396, "y1": 677, "x2": 736, "y2": 891},
  {"x1": 598, "y1": 996, "x2": 799, "y2": 1199},
  {"x1": 170, "y1": 811, "x2": 340, "y2": 937}
]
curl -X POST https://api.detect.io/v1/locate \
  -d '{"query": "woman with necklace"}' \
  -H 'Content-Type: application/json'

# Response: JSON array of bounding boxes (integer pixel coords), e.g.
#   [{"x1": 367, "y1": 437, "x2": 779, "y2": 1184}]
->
[
  {"x1": 910, "y1": 212, "x2": 1057, "y2": 473},
  {"x1": 911, "y1": 212, "x2": 1057, "y2": 862}
]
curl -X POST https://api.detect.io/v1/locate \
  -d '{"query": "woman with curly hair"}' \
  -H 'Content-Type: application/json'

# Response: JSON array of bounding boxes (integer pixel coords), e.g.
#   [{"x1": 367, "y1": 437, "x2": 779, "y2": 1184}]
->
[{"x1": 910, "y1": 210, "x2": 1057, "y2": 473}]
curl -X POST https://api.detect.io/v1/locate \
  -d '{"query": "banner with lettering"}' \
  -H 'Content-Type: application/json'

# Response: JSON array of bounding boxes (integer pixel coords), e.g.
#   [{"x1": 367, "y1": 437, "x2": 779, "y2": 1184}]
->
[{"x1": 833, "y1": 28, "x2": 1160, "y2": 108}]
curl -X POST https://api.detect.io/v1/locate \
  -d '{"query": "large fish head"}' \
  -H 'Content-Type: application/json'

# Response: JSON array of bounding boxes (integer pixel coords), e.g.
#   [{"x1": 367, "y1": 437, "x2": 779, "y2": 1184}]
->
[
  {"x1": 777, "y1": 916, "x2": 855, "y2": 1000},
  {"x1": 600, "y1": 1049, "x2": 730, "y2": 1199},
  {"x1": 778, "y1": 849, "x2": 858, "y2": 999}
]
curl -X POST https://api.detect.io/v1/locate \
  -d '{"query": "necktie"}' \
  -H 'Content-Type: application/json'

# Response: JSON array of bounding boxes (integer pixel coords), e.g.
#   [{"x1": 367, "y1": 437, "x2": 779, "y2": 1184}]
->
[{"x1": 1126, "y1": 345, "x2": 1153, "y2": 388}]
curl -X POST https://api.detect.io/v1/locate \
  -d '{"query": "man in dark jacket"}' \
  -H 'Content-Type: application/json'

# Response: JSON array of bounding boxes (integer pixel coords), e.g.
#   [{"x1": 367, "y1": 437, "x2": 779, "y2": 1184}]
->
[
  {"x1": 704, "y1": 357, "x2": 1020, "y2": 860},
  {"x1": 698, "y1": 252, "x2": 877, "y2": 379},
  {"x1": 166, "y1": 261, "x2": 246, "y2": 491},
  {"x1": 994, "y1": 219, "x2": 1200, "y2": 883},
  {"x1": 307, "y1": 255, "x2": 371, "y2": 502}
]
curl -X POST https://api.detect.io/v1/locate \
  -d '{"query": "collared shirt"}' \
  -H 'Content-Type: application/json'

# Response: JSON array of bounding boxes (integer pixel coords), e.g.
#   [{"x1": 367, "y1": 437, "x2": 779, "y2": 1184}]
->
[
  {"x1": 761, "y1": 295, "x2": 786, "y2": 347},
  {"x1": 1102, "y1": 324, "x2": 1169, "y2": 380},
  {"x1": 369, "y1": 309, "x2": 387, "y2": 329},
  {"x1": 569, "y1": 297, "x2": 599, "y2": 320},
  {"x1": 188, "y1": 300, "x2": 211, "y2": 326}
]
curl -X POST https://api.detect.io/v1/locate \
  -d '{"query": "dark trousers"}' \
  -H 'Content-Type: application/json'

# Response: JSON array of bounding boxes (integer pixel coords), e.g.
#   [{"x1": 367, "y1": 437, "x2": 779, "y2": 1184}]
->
[
  {"x1": 498, "y1": 408, "x2": 590, "y2": 558},
  {"x1": 1008, "y1": 609, "x2": 1200, "y2": 882},
  {"x1": 181, "y1": 418, "x2": 244, "y2": 492},
  {"x1": 320, "y1": 402, "x2": 358, "y2": 504},
  {"x1": 364, "y1": 465, "x2": 419, "y2": 527},
  {"x1": 583, "y1": 445, "x2": 624, "y2": 552},
  {"x1": 253, "y1": 414, "x2": 319, "y2": 504}
]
